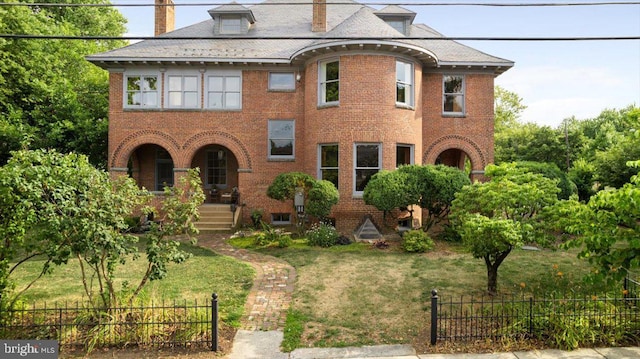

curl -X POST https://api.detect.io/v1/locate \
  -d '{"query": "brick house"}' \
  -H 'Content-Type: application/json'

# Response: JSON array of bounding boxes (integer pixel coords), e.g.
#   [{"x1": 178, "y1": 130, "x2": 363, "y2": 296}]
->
[{"x1": 87, "y1": 0, "x2": 513, "y2": 233}]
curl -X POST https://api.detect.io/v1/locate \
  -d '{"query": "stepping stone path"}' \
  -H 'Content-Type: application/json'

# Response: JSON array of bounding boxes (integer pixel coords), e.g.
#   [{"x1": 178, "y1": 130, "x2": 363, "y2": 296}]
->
[{"x1": 197, "y1": 234, "x2": 296, "y2": 331}]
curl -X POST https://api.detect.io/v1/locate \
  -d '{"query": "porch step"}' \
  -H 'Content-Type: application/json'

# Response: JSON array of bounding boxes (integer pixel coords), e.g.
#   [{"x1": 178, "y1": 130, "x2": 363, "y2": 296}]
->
[{"x1": 196, "y1": 204, "x2": 234, "y2": 232}]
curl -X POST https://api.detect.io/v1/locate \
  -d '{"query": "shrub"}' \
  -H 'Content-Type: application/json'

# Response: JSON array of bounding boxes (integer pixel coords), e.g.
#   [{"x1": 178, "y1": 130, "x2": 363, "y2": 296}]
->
[
  {"x1": 436, "y1": 223, "x2": 462, "y2": 242},
  {"x1": 277, "y1": 235, "x2": 292, "y2": 248},
  {"x1": 254, "y1": 224, "x2": 288, "y2": 247},
  {"x1": 306, "y1": 223, "x2": 339, "y2": 247},
  {"x1": 402, "y1": 230, "x2": 434, "y2": 253}
]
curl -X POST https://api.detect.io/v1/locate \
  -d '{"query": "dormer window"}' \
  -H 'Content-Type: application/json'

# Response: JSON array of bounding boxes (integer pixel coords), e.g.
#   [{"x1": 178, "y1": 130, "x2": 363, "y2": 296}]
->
[
  {"x1": 374, "y1": 5, "x2": 416, "y2": 36},
  {"x1": 208, "y1": 3, "x2": 256, "y2": 35}
]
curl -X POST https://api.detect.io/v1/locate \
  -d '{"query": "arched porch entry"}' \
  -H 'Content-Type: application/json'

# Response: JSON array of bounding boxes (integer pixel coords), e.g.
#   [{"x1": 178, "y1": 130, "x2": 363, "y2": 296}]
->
[
  {"x1": 127, "y1": 143, "x2": 176, "y2": 192},
  {"x1": 423, "y1": 135, "x2": 488, "y2": 181},
  {"x1": 191, "y1": 145, "x2": 239, "y2": 203}
]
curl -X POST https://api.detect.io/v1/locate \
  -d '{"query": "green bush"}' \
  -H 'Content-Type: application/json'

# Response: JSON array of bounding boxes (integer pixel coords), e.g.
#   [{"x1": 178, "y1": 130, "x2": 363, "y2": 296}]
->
[
  {"x1": 306, "y1": 223, "x2": 339, "y2": 247},
  {"x1": 402, "y1": 230, "x2": 434, "y2": 253},
  {"x1": 436, "y1": 223, "x2": 462, "y2": 242},
  {"x1": 254, "y1": 224, "x2": 289, "y2": 247}
]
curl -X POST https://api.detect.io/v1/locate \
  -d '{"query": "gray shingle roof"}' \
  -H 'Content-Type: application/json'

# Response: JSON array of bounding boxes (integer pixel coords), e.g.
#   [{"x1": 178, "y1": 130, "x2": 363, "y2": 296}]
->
[{"x1": 87, "y1": 0, "x2": 513, "y2": 73}]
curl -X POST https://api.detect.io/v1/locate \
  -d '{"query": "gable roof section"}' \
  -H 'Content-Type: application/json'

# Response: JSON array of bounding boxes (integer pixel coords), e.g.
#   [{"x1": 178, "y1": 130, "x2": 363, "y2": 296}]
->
[{"x1": 86, "y1": 0, "x2": 513, "y2": 74}]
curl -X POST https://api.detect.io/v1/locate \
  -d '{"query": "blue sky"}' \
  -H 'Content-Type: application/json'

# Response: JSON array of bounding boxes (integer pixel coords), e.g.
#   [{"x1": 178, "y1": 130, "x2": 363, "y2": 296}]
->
[{"x1": 116, "y1": 0, "x2": 640, "y2": 128}]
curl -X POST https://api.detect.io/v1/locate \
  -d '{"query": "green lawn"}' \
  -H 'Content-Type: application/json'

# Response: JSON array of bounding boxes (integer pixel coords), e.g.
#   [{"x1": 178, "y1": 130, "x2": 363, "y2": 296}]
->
[
  {"x1": 10, "y1": 238, "x2": 255, "y2": 328},
  {"x1": 232, "y1": 236, "x2": 601, "y2": 351}
]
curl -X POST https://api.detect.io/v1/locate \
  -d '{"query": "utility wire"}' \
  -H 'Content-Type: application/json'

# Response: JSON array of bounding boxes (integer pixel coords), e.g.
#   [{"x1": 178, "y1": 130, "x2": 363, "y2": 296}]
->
[
  {"x1": 1, "y1": 1, "x2": 639, "y2": 6},
  {"x1": 1, "y1": 34, "x2": 638, "y2": 40}
]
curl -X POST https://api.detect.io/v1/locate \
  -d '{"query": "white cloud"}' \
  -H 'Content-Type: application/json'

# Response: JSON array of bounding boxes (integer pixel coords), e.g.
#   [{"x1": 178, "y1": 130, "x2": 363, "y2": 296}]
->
[{"x1": 496, "y1": 65, "x2": 636, "y2": 127}]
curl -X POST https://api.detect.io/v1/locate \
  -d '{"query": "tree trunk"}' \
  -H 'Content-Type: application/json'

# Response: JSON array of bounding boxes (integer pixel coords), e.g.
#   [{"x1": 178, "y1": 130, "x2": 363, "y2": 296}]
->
[{"x1": 487, "y1": 264, "x2": 499, "y2": 296}]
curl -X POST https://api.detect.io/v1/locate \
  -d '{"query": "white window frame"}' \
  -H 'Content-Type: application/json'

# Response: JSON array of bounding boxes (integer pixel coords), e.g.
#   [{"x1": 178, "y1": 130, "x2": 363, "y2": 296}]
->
[
  {"x1": 353, "y1": 143, "x2": 382, "y2": 196},
  {"x1": 443, "y1": 74, "x2": 465, "y2": 115},
  {"x1": 318, "y1": 59, "x2": 339, "y2": 106},
  {"x1": 318, "y1": 144, "x2": 339, "y2": 189},
  {"x1": 268, "y1": 120, "x2": 295, "y2": 160},
  {"x1": 206, "y1": 70, "x2": 242, "y2": 110},
  {"x1": 124, "y1": 72, "x2": 159, "y2": 109},
  {"x1": 269, "y1": 72, "x2": 296, "y2": 91},
  {"x1": 220, "y1": 16, "x2": 242, "y2": 34},
  {"x1": 396, "y1": 60, "x2": 414, "y2": 107},
  {"x1": 396, "y1": 144, "x2": 414, "y2": 168},
  {"x1": 166, "y1": 72, "x2": 201, "y2": 109}
]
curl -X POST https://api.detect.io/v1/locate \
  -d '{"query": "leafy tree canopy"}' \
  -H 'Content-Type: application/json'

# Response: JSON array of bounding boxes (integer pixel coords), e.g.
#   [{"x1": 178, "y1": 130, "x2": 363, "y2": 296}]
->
[
  {"x1": 450, "y1": 163, "x2": 560, "y2": 295},
  {"x1": 267, "y1": 172, "x2": 339, "y2": 223},
  {"x1": 0, "y1": 0, "x2": 127, "y2": 167}
]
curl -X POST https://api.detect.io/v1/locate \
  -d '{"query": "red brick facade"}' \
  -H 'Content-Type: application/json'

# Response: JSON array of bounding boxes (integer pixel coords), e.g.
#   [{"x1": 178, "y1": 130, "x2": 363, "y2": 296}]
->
[{"x1": 106, "y1": 53, "x2": 495, "y2": 233}]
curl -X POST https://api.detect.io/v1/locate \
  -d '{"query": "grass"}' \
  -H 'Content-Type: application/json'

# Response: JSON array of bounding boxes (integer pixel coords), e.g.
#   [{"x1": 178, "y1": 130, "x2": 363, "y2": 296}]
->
[
  {"x1": 232, "y1": 234, "x2": 603, "y2": 352},
  {"x1": 10, "y1": 237, "x2": 255, "y2": 328}
]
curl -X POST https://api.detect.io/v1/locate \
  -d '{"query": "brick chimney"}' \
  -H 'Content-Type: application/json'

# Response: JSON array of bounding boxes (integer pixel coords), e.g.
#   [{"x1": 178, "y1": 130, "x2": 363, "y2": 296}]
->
[
  {"x1": 312, "y1": 0, "x2": 326, "y2": 32},
  {"x1": 154, "y1": 0, "x2": 175, "y2": 36}
]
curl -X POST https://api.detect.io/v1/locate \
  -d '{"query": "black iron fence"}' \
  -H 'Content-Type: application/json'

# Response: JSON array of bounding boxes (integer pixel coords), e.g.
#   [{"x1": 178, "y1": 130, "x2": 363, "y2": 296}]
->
[
  {"x1": 431, "y1": 274, "x2": 640, "y2": 347},
  {"x1": 0, "y1": 293, "x2": 219, "y2": 352}
]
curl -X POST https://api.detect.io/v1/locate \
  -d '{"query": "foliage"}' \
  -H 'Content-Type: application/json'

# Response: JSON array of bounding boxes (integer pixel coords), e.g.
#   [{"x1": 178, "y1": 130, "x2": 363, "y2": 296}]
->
[
  {"x1": 495, "y1": 123, "x2": 568, "y2": 171},
  {"x1": 568, "y1": 159, "x2": 597, "y2": 202},
  {"x1": 253, "y1": 224, "x2": 292, "y2": 248},
  {"x1": 560, "y1": 161, "x2": 640, "y2": 281},
  {"x1": 306, "y1": 223, "x2": 340, "y2": 247},
  {"x1": 0, "y1": 0, "x2": 127, "y2": 168},
  {"x1": 306, "y1": 180, "x2": 339, "y2": 221},
  {"x1": 267, "y1": 172, "x2": 339, "y2": 225},
  {"x1": 494, "y1": 86, "x2": 527, "y2": 133},
  {"x1": 363, "y1": 165, "x2": 470, "y2": 230},
  {"x1": 0, "y1": 150, "x2": 204, "y2": 311},
  {"x1": 450, "y1": 163, "x2": 560, "y2": 295},
  {"x1": 514, "y1": 161, "x2": 576, "y2": 200},
  {"x1": 401, "y1": 230, "x2": 434, "y2": 253},
  {"x1": 593, "y1": 124, "x2": 640, "y2": 188}
]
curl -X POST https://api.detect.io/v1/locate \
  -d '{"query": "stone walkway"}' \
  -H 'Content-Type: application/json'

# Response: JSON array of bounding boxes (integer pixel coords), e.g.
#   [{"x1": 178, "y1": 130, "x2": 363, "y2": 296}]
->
[{"x1": 197, "y1": 234, "x2": 296, "y2": 331}]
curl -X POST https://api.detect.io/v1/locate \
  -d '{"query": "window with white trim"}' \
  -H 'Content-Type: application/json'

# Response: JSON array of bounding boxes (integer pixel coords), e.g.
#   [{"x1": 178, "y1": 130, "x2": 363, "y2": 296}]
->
[
  {"x1": 354, "y1": 143, "x2": 381, "y2": 194},
  {"x1": 387, "y1": 20, "x2": 405, "y2": 34},
  {"x1": 319, "y1": 144, "x2": 339, "y2": 189},
  {"x1": 125, "y1": 75, "x2": 158, "y2": 108},
  {"x1": 268, "y1": 120, "x2": 295, "y2": 160},
  {"x1": 319, "y1": 59, "x2": 339, "y2": 105},
  {"x1": 396, "y1": 60, "x2": 413, "y2": 107},
  {"x1": 167, "y1": 74, "x2": 200, "y2": 108},
  {"x1": 443, "y1": 75, "x2": 465, "y2": 114},
  {"x1": 206, "y1": 72, "x2": 242, "y2": 110},
  {"x1": 396, "y1": 144, "x2": 414, "y2": 167},
  {"x1": 269, "y1": 72, "x2": 296, "y2": 91},
  {"x1": 220, "y1": 16, "x2": 242, "y2": 33}
]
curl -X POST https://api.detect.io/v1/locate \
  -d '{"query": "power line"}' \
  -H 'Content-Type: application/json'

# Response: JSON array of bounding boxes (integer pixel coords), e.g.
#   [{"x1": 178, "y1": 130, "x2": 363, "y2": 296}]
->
[
  {"x1": 1, "y1": 1, "x2": 639, "y2": 7},
  {"x1": 1, "y1": 34, "x2": 638, "y2": 41}
]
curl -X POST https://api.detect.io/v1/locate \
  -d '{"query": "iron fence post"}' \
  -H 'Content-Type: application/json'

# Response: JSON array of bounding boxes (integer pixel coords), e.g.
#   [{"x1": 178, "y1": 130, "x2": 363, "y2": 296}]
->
[
  {"x1": 430, "y1": 289, "x2": 438, "y2": 345},
  {"x1": 528, "y1": 297, "x2": 533, "y2": 336},
  {"x1": 211, "y1": 293, "x2": 218, "y2": 352}
]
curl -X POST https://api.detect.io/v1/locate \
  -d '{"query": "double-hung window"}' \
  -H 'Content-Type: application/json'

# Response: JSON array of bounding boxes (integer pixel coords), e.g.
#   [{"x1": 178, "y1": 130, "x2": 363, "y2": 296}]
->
[
  {"x1": 443, "y1": 75, "x2": 465, "y2": 115},
  {"x1": 207, "y1": 71, "x2": 242, "y2": 110},
  {"x1": 268, "y1": 120, "x2": 295, "y2": 160},
  {"x1": 125, "y1": 75, "x2": 158, "y2": 108},
  {"x1": 354, "y1": 143, "x2": 381, "y2": 195},
  {"x1": 167, "y1": 74, "x2": 199, "y2": 109},
  {"x1": 319, "y1": 59, "x2": 339, "y2": 105},
  {"x1": 206, "y1": 149, "x2": 227, "y2": 187},
  {"x1": 396, "y1": 60, "x2": 414, "y2": 107},
  {"x1": 319, "y1": 144, "x2": 339, "y2": 189},
  {"x1": 396, "y1": 144, "x2": 414, "y2": 167}
]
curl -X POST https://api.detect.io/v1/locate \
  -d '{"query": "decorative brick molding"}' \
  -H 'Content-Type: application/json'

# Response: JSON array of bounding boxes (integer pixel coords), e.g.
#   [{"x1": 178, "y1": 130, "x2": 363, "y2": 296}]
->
[
  {"x1": 110, "y1": 129, "x2": 181, "y2": 169},
  {"x1": 182, "y1": 130, "x2": 253, "y2": 171},
  {"x1": 423, "y1": 134, "x2": 488, "y2": 171}
]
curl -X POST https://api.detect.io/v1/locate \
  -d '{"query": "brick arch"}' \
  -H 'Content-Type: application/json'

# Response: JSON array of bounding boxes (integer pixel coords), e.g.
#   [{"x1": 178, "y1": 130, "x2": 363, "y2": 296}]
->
[
  {"x1": 423, "y1": 135, "x2": 487, "y2": 171},
  {"x1": 182, "y1": 131, "x2": 252, "y2": 171},
  {"x1": 110, "y1": 130, "x2": 180, "y2": 168}
]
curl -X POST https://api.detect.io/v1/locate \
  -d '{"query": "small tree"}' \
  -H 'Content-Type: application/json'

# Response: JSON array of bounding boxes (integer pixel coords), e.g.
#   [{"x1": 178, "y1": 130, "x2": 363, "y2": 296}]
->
[
  {"x1": 0, "y1": 150, "x2": 204, "y2": 311},
  {"x1": 363, "y1": 165, "x2": 470, "y2": 230},
  {"x1": 450, "y1": 163, "x2": 559, "y2": 295},
  {"x1": 267, "y1": 172, "x2": 339, "y2": 225}
]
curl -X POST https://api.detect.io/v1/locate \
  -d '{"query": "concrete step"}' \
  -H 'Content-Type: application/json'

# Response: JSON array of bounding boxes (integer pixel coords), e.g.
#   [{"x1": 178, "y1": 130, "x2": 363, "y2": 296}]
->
[{"x1": 197, "y1": 204, "x2": 234, "y2": 232}]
